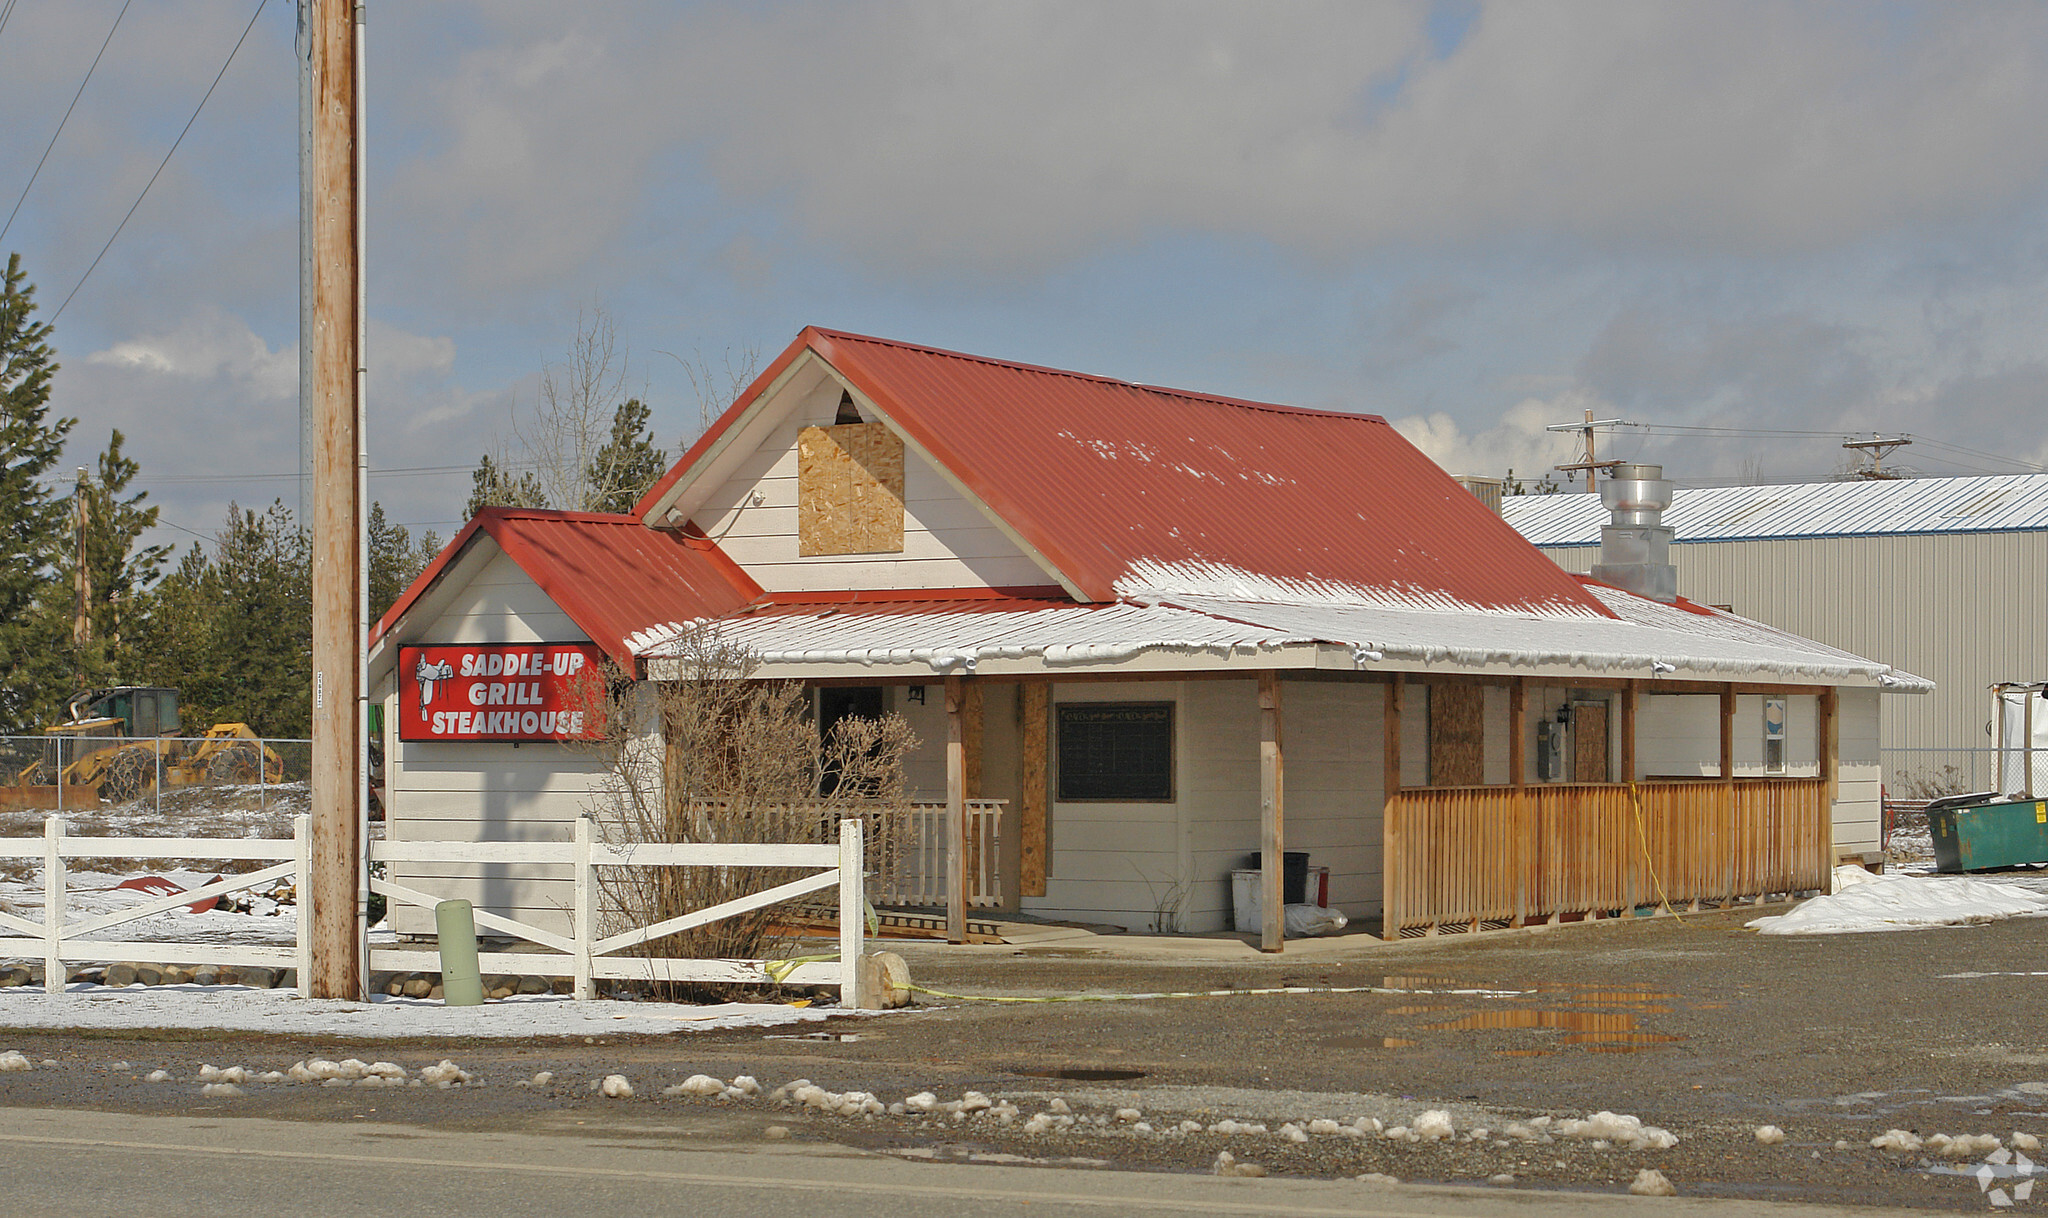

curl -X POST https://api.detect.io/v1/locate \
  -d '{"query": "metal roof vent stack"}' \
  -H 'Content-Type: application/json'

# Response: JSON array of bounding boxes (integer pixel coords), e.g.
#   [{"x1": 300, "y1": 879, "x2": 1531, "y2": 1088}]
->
[{"x1": 1591, "y1": 463, "x2": 1678, "y2": 603}]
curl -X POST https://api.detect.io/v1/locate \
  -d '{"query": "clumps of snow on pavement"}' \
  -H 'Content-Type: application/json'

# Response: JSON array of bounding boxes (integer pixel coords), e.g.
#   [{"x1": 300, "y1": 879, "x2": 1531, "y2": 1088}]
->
[
  {"x1": 0, "y1": 983, "x2": 845, "y2": 1038},
  {"x1": 1750, "y1": 867, "x2": 2048, "y2": 935},
  {"x1": 0, "y1": 1049, "x2": 31, "y2": 1071}
]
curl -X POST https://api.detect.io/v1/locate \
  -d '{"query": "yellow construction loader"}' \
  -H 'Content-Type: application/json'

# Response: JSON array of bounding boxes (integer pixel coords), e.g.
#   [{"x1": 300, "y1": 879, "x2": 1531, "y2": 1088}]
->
[{"x1": 13, "y1": 687, "x2": 282, "y2": 804}]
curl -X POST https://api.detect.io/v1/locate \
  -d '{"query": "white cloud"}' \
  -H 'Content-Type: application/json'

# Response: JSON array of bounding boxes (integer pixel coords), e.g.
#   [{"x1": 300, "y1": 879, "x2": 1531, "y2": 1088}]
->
[
  {"x1": 87, "y1": 309, "x2": 296, "y2": 400},
  {"x1": 1391, "y1": 393, "x2": 1588, "y2": 482}
]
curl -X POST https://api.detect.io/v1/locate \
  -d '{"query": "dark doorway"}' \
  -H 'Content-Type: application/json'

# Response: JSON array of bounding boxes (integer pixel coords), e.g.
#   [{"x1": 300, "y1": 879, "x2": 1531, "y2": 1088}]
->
[{"x1": 818, "y1": 686, "x2": 885, "y2": 795}]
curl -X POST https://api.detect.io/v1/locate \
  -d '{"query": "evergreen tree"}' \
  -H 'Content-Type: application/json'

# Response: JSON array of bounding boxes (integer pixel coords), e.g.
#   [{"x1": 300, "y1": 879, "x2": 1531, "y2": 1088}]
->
[
  {"x1": 463, "y1": 453, "x2": 546, "y2": 519},
  {"x1": 368, "y1": 501, "x2": 440, "y2": 622},
  {"x1": 585, "y1": 398, "x2": 666, "y2": 514},
  {"x1": 132, "y1": 501, "x2": 311, "y2": 738},
  {"x1": 0, "y1": 254, "x2": 78, "y2": 732},
  {"x1": 71, "y1": 429, "x2": 171, "y2": 678}
]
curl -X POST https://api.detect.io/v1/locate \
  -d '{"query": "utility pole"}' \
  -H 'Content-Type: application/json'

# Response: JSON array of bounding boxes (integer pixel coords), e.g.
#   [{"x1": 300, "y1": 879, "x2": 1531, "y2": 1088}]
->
[
  {"x1": 1546, "y1": 407, "x2": 1629, "y2": 483},
  {"x1": 72, "y1": 467, "x2": 89, "y2": 683},
  {"x1": 304, "y1": 0, "x2": 366, "y2": 1000},
  {"x1": 1842, "y1": 435, "x2": 1910, "y2": 480}
]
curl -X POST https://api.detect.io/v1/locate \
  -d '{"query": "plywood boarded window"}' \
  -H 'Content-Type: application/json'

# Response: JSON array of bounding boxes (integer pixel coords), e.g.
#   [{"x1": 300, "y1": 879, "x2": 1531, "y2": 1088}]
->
[
  {"x1": 797, "y1": 423, "x2": 905, "y2": 556},
  {"x1": 1428, "y1": 683, "x2": 1485, "y2": 787},
  {"x1": 1572, "y1": 700, "x2": 1611, "y2": 783}
]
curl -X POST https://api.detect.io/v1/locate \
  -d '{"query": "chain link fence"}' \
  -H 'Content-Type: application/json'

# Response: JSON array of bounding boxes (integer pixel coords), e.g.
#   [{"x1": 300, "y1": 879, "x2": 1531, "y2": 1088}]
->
[
  {"x1": 1881, "y1": 747, "x2": 2003, "y2": 802},
  {"x1": 0, "y1": 734, "x2": 313, "y2": 827}
]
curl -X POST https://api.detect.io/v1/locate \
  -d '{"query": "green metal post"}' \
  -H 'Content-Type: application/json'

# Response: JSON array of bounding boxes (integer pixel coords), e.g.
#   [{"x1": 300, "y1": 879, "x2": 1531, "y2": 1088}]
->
[{"x1": 435, "y1": 898, "x2": 484, "y2": 1007}]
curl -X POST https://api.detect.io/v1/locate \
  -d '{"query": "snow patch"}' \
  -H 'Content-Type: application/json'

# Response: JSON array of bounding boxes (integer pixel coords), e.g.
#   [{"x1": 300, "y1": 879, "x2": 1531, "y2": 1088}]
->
[{"x1": 1750, "y1": 872, "x2": 2048, "y2": 935}]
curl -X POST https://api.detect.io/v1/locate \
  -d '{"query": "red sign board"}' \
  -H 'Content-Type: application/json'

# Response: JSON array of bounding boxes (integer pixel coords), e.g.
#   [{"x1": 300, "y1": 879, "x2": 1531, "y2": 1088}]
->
[{"x1": 397, "y1": 643, "x2": 607, "y2": 742}]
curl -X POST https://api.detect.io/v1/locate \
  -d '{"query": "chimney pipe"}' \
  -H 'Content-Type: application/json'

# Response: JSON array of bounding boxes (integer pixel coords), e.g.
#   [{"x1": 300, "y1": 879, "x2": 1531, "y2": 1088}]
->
[{"x1": 1590, "y1": 463, "x2": 1678, "y2": 602}]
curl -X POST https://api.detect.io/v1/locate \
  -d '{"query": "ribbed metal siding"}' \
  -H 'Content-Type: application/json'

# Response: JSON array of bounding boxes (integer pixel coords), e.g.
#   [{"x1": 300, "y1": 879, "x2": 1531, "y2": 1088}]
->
[
  {"x1": 1543, "y1": 532, "x2": 2048, "y2": 753},
  {"x1": 1508, "y1": 474, "x2": 2048, "y2": 545}
]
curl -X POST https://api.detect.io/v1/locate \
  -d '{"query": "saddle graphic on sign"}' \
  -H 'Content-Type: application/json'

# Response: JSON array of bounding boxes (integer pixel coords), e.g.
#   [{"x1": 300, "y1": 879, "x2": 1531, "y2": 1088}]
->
[{"x1": 397, "y1": 643, "x2": 607, "y2": 742}]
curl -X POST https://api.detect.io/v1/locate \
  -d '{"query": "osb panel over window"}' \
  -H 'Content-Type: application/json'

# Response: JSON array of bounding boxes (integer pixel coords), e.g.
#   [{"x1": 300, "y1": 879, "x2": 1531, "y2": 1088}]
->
[
  {"x1": 1429, "y1": 683, "x2": 1485, "y2": 787},
  {"x1": 797, "y1": 423, "x2": 905, "y2": 556}
]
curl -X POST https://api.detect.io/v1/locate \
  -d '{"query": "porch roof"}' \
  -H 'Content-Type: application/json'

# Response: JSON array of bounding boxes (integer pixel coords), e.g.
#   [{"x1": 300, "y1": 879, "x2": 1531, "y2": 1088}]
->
[{"x1": 631, "y1": 582, "x2": 1932, "y2": 690}]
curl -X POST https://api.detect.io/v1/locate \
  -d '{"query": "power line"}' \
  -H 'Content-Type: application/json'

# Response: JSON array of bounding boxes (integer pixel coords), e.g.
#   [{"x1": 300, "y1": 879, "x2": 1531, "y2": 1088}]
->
[
  {"x1": 50, "y1": 0, "x2": 267, "y2": 323},
  {"x1": 0, "y1": 0, "x2": 22, "y2": 47},
  {"x1": 0, "y1": 0, "x2": 132, "y2": 250}
]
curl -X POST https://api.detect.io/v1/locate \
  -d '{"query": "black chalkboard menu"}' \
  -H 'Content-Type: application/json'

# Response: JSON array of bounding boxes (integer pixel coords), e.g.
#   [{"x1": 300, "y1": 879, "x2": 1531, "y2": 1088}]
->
[{"x1": 1056, "y1": 702, "x2": 1173, "y2": 801}]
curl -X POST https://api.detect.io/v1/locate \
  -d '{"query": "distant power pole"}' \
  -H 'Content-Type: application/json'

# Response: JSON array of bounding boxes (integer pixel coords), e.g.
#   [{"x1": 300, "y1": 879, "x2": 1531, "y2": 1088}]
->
[
  {"x1": 72, "y1": 467, "x2": 89, "y2": 683},
  {"x1": 1546, "y1": 408, "x2": 1630, "y2": 483},
  {"x1": 304, "y1": 0, "x2": 366, "y2": 1000},
  {"x1": 1842, "y1": 435, "x2": 1910, "y2": 480}
]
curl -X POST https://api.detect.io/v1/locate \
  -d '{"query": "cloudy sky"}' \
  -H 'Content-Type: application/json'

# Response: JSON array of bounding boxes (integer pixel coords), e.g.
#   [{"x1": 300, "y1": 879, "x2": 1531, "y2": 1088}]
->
[{"x1": 3, "y1": 0, "x2": 2046, "y2": 550}]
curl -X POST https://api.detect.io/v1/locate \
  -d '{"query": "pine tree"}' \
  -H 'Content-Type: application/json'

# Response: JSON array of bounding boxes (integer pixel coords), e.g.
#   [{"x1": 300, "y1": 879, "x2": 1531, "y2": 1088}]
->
[
  {"x1": 585, "y1": 398, "x2": 667, "y2": 514},
  {"x1": 70, "y1": 429, "x2": 171, "y2": 679},
  {"x1": 368, "y1": 501, "x2": 440, "y2": 622},
  {"x1": 463, "y1": 453, "x2": 547, "y2": 519},
  {"x1": 0, "y1": 254, "x2": 78, "y2": 732}
]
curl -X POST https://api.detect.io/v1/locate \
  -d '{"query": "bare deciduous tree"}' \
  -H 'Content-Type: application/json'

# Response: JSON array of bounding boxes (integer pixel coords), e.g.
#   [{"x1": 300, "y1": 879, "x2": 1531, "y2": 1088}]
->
[
  {"x1": 585, "y1": 626, "x2": 915, "y2": 1001},
  {"x1": 657, "y1": 344, "x2": 761, "y2": 441},
  {"x1": 518, "y1": 307, "x2": 634, "y2": 513}
]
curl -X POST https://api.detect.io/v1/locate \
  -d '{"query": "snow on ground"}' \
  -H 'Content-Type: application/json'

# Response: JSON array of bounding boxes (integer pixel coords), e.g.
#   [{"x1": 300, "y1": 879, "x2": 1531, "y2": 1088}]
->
[
  {"x1": 0, "y1": 984, "x2": 853, "y2": 1038},
  {"x1": 1750, "y1": 865, "x2": 2048, "y2": 935}
]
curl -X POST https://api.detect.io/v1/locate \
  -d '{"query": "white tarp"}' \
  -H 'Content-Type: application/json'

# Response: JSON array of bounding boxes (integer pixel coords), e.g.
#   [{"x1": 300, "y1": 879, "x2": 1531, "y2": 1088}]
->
[{"x1": 1996, "y1": 684, "x2": 2048, "y2": 799}]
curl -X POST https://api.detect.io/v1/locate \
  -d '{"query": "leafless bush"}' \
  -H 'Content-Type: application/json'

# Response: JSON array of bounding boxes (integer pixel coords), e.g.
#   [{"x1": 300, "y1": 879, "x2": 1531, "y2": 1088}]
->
[{"x1": 585, "y1": 628, "x2": 914, "y2": 1000}]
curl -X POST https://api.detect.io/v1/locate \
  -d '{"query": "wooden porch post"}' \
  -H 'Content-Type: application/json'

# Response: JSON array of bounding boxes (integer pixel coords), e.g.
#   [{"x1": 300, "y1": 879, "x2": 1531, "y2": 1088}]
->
[
  {"x1": 1719, "y1": 685, "x2": 1736, "y2": 784},
  {"x1": 945, "y1": 675, "x2": 966, "y2": 944},
  {"x1": 1259, "y1": 671, "x2": 1285, "y2": 953},
  {"x1": 1382, "y1": 676, "x2": 1402, "y2": 942},
  {"x1": 1820, "y1": 686, "x2": 1839, "y2": 869},
  {"x1": 1508, "y1": 677, "x2": 1527, "y2": 928},
  {"x1": 1622, "y1": 683, "x2": 1638, "y2": 783}
]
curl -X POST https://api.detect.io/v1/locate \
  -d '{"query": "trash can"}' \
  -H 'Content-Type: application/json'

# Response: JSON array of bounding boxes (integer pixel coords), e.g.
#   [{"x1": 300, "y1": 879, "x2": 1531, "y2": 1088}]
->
[
  {"x1": 1927, "y1": 795, "x2": 2048, "y2": 872},
  {"x1": 1237, "y1": 851, "x2": 1311, "y2": 904}
]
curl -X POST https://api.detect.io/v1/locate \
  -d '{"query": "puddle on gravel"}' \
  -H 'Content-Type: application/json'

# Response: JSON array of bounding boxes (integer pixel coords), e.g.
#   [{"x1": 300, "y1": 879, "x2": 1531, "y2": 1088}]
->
[
  {"x1": 1357, "y1": 983, "x2": 1689, "y2": 1057},
  {"x1": 1013, "y1": 1067, "x2": 1149, "y2": 1082},
  {"x1": 1323, "y1": 1035, "x2": 1415, "y2": 1050}
]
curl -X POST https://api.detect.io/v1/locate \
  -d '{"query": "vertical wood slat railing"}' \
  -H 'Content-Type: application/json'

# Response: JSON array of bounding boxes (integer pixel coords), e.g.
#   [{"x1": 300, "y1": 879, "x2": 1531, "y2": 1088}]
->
[
  {"x1": 1383, "y1": 779, "x2": 1829, "y2": 936},
  {"x1": 872, "y1": 801, "x2": 1004, "y2": 910}
]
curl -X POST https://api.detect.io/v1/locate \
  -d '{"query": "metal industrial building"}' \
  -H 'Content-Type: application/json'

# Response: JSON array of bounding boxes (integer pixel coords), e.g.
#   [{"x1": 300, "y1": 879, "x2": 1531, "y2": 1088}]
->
[{"x1": 1503, "y1": 473, "x2": 2048, "y2": 794}]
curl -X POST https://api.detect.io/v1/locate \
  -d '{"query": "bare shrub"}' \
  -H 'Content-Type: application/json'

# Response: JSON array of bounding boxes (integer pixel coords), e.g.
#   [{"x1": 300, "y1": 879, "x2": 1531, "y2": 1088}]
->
[{"x1": 586, "y1": 628, "x2": 914, "y2": 1001}]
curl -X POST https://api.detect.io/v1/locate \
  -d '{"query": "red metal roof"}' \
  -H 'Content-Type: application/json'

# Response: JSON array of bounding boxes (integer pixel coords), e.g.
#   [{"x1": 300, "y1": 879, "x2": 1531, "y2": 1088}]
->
[
  {"x1": 642, "y1": 328, "x2": 1611, "y2": 618},
  {"x1": 372, "y1": 508, "x2": 761, "y2": 668}
]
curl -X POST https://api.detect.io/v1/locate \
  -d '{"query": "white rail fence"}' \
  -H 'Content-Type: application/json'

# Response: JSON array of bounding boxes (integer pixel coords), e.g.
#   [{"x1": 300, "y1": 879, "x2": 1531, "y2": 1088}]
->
[
  {"x1": 367, "y1": 814, "x2": 866, "y2": 1003},
  {"x1": 0, "y1": 814, "x2": 313, "y2": 995}
]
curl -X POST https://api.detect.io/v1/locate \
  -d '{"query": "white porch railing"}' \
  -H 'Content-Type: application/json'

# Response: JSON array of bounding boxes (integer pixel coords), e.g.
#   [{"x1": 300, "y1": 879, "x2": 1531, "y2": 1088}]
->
[
  {"x1": 0, "y1": 814, "x2": 313, "y2": 994},
  {"x1": 367, "y1": 815, "x2": 866, "y2": 1004},
  {"x1": 874, "y1": 801, "x2": 1003, "y2": 910}
]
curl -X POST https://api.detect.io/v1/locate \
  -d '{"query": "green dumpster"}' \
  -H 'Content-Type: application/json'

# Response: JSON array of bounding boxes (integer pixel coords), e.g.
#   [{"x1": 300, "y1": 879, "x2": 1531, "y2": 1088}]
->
[{"x1": 1928, "y1": 796, "x2": 2048, "y2": 872}]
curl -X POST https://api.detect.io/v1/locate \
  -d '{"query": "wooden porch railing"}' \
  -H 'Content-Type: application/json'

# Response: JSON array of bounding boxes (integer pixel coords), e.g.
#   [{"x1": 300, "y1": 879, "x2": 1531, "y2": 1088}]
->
[
  {"x1": 874, "y1": 801, "x2": 1005, "y2": 910},
  {"x1": 1382, "y1": 779, "x2": 1829, "y2": 936},
  {"x1": 683, "y1": 798, "x2": 1004, "y2": 912}
]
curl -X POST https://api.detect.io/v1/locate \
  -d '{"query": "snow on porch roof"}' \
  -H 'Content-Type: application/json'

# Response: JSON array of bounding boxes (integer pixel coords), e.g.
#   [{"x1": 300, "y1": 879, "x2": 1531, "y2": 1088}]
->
[
  {"x1": 631, "y1": 584, "x2": 1930, "y2": 689},
  {"x1": 372, "y1": 508, "x2": 761, "y2": 669},
  {"x1": 638, "y1": 327, "x2": 1612, "y2": 619}
]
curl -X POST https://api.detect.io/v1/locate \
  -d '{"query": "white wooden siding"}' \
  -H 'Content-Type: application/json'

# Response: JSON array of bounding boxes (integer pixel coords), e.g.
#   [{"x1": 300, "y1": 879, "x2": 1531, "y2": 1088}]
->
[
  {"x1": 1637, "y1": 694, "x2": 1721, "y2": 777},
  {"x1": 387, "y1": 554, "x2": 604, "y2": 936},
  {"x1": 692, "y1": 375, "x2": 1053, "y2": 591},
  {"x1": 1835, "y1": 687, "x2": 1883, "y2": 858}
]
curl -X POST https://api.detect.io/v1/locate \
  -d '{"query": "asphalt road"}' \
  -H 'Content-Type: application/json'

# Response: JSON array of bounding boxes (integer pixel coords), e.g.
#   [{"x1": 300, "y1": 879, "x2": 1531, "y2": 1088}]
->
[
  {"x1": 2, "y1": 906, "x2": 2044, "y2": 1212},
  {"x1": 0, "y1": 1106, "x2": 1941, "y2": 1218}
]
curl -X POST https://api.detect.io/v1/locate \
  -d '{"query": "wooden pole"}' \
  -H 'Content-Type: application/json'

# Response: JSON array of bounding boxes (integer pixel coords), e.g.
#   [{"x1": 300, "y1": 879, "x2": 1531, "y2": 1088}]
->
[
  {"x1": 1719, "y1": 685, "x2": 1736, "y2": 784},
  {"x1": 1622, "y1": 683, "x2": 1638, "y2": 782},
  {"x1": 1259, "y1": 671, "x2": 1284, "y2": 953},
  {"x1": 1820, "y1": 687, "x2": 1839, "y2": 868},
  {"x1": 306, "y1": 0, "x2": 363, "y2": 999},
  {"x1": 945, "y1": 675, "x2": 966, "y2": 944},
  {"x1": 1382, "y1": 676, "x2": 1402, "y2": 942}
]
